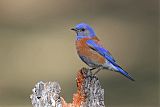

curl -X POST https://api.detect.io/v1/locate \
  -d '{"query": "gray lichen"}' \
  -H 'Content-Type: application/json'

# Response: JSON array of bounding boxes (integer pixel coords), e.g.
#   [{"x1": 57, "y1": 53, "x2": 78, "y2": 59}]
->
[
  {"x1": 30, "y1": 68, "x2": 105, "y2": 107},
  {"x1": 80, "y1": 68, "x2": 105, "y2": 107},
  {"x1": 30, "y1": 81, "x2": 62, "y2": 107}
]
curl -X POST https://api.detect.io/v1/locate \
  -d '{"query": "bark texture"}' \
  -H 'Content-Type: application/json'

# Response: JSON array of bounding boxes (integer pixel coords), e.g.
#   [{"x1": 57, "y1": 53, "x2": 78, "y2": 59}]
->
[{"x1": 30, "y1": 68, "x2": 105, "y2": 107}]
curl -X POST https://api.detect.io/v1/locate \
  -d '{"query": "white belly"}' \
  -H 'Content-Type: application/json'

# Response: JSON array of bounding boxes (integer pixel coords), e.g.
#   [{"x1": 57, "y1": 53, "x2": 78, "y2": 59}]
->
[{"x1": 103, "y1": 60, "x2": 118, "y2": 71}]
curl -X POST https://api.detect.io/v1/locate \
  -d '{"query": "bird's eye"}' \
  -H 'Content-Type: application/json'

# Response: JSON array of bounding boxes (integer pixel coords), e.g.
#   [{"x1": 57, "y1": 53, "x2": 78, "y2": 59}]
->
[{"x1": 81, "y1": 28, "x2": 85, "y2": 31}]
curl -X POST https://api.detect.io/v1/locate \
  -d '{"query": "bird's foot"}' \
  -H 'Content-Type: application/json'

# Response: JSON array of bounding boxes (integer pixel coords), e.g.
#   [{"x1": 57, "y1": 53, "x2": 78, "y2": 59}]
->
[
  {"x1": 89, "y1": 68, "x2": 96, "y2": 71},
  {"x1": 93, "y1": 66, "x2": 103, "y2": 75}
]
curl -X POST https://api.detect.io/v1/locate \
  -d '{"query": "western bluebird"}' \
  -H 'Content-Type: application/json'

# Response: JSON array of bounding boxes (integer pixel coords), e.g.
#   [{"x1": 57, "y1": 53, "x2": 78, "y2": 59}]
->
[{"x1": 71, "y1": 23, "x2": 134, "y2": 81}]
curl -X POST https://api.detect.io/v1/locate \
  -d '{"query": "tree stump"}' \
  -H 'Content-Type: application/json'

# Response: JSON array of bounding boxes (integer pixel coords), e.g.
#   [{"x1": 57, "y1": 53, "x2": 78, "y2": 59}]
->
[{"x1": 30, "y1": 68, "x2": 105, "y2": 107}]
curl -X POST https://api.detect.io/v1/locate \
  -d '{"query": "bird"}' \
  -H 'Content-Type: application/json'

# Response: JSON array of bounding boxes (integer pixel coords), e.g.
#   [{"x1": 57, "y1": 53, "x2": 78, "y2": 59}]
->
[{"x1": 71, "y1": 23, "x2": 135, "y2": 81}]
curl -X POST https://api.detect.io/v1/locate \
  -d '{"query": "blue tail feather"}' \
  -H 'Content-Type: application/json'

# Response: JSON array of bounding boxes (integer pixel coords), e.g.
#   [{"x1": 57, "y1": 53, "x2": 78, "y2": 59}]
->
[{"x1": 116, "y1": 66, "x2": 135, "y2": 81}]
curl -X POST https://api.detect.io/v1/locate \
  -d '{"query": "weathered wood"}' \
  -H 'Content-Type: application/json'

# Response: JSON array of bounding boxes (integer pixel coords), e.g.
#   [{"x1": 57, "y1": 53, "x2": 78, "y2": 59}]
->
[{"x1": 30, "y1": 68, "x2": 105, "y2": 107}]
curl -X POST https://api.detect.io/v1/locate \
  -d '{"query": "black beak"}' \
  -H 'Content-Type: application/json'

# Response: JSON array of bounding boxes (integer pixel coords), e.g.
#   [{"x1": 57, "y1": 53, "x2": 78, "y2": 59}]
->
[{"x1": 71, "y1": 28, "x2": 77, "y2": 31}]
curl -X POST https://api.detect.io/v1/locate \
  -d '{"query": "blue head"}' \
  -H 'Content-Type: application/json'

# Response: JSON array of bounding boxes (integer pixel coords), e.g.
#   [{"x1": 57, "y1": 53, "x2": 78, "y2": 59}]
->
[{"x1": 71, "y1": 23, "x2": 96, "y2": 39}]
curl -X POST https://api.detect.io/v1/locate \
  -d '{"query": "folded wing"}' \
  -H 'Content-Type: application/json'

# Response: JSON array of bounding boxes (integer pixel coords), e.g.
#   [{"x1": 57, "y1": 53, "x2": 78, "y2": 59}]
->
[{"x1": 86, "y1": 39, "x2": 115, "y2": 64}]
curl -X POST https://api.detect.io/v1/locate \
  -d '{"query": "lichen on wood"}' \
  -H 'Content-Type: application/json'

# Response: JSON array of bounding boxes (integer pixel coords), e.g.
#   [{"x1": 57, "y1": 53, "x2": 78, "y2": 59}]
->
[{"x1": 30, "y1": 67, "x2": 105, "y2": 107}]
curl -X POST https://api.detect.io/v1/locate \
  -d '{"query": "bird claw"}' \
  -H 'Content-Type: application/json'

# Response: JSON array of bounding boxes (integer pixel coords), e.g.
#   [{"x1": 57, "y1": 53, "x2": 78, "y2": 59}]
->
[
  {"x1": 89, "y1": 68, "x2": 96, "y2": 71},
  {"x1": 93, "y1": 66, "x2": 103, "y2": 75}
]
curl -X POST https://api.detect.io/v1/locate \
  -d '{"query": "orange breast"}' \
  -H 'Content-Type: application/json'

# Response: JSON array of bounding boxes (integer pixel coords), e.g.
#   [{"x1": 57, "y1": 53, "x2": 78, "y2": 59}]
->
[{"x1": 76, "y1": 37, "x2": 105, "y2": 65}]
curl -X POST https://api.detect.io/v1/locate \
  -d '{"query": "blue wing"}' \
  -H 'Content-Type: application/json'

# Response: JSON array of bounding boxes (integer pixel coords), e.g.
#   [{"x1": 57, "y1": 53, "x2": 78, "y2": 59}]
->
[
  {"x1": 86, "y1": 39, "x2": 135, "y2": 81},
  {"x1": 86, "y1": 39, "x2": 116, "y2": 64}
]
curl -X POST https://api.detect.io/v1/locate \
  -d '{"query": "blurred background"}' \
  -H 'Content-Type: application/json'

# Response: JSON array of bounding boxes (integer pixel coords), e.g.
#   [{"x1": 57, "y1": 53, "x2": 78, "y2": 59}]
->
[{"x1": 0, "y1": 0, "x2": 158, "y2": 107}]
